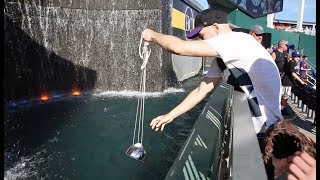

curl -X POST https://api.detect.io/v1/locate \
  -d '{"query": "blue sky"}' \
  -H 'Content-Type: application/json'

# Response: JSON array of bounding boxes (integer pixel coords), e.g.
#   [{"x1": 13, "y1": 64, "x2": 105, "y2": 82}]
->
[{"x1": 196, "y1": 0, "x2": 316, "y2": 22}]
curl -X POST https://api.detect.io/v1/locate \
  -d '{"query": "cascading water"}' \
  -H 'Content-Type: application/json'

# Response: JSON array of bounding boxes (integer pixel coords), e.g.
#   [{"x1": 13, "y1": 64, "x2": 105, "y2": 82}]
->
[{"x1": 4, "y1": 0, "x2": 177, "y2": 103}]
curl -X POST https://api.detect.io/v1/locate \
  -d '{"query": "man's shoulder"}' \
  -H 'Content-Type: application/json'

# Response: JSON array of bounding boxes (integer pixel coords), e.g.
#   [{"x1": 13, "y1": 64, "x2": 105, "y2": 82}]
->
[
  {"x1": 225, "y1": 31, "x2": 249, "y2": 38},
  {"x1": 272, "y1": 49, "x2": 281, "y2": 56},
  {"x1": 207, "y1": 32, "x2": 248, "y2": 46}
]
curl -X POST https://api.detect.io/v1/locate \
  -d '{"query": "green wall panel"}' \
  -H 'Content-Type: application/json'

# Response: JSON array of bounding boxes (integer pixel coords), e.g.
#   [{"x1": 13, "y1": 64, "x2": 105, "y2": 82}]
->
[{"x1": 299, "y1": 33, "x2": 316, "y2": 65}]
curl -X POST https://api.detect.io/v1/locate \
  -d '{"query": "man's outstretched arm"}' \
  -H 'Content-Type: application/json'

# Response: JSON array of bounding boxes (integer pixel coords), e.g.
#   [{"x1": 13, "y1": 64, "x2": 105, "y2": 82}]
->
[
  {"x1": 150, "y1": 77, "x2": 222, "y2": 131},
  {"x1": 142, "y1": 29, "x2": 218, "y2": 57}
]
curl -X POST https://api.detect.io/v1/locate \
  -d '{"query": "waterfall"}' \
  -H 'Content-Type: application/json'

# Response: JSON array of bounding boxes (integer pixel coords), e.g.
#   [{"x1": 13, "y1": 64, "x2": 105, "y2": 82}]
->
[{"x1": 4, "y1": 0, "x2": 176, "y2": 102}]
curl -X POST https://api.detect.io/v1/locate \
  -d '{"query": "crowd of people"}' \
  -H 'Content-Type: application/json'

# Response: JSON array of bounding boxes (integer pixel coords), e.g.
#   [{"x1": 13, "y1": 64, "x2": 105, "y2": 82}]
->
[
  {"x1": 248, "y1": 24, "x2": 316, "y2": 118},
  {"x1": 141, "y1": 7, "x2": 316, "y2": 180},
  {"x1": 243, "y1": 26, "x2": 316, "y2": 179}
]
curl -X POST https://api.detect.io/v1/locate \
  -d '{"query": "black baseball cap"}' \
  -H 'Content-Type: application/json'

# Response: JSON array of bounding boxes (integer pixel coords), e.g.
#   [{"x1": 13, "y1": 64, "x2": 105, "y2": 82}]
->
[
  {"x1": 186, "y1": 8, "x2": 229, "y2": 39},
  {"x1": 250, "y1": 25, "x2": 265, "y2": 35},
  {"x1": 292, "y1": 51, "x2": 301, "y2": 57}
]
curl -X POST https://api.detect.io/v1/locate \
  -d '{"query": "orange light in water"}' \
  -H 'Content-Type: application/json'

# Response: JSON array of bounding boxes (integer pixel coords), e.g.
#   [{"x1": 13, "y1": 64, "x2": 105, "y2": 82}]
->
[
  {"x1": 40, "y1": 95, "x2": 49, "y2": 101},
  {"x1": 72, "y1": 90, "x2": 81, "y2": 96}
]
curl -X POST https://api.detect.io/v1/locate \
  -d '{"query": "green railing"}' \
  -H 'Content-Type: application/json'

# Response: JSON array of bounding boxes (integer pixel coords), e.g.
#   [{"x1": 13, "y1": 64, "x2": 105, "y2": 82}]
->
[
  {"x1": 165, "y1": 82, "x2": 267, "y2": 180},
  {"x1": 165, "y1": 82, "x2": 233, "y2": 180}
]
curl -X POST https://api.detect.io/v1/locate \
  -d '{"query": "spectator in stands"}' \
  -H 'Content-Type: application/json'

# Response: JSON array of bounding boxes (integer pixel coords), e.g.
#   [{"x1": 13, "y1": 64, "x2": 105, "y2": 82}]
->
[
  {"x1": 299, "y1": 55, "x2": 311, "y2": 80},
  {"x1": 249, "y1": 24, "x2": 265, "y2": 44},
  {"x1": 281, "y1": 51, "x2": 306, "y2": 115},
  {"x1": 271, "y1": 40, "x2": 288, "y2": 78},
  {"x1": 294, "y1": 57, "x2": 301, "y2": 74},
  {"x1": 142, "y1": 8, "x2": 283, "y2": 149},
  {"x1": 271, "y1": 40, "x2": 290, "y2": 111},
  {"x1": 272, "y1": 44, "x2": 277, "y2": 51}
]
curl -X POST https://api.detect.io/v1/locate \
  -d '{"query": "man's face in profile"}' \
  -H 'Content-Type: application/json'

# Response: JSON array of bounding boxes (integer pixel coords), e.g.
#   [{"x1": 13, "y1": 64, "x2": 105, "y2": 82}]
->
[{"x1": 251, "y1": 32, "x2": 263, "y2": 44}]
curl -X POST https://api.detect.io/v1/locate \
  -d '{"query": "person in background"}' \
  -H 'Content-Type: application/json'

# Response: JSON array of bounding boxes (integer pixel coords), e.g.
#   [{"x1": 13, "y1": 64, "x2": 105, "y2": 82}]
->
[
  {"x1": 142, "y1": 7, "x2": 283, "y2": 150},
  {"x1": 249, "y1": 24, "x2": 265, "y2": 44},
  {"x1": 272, "y1": 44, "x2": 277, "y2": 51},
  {"x1": 267, "y1": 43, "x2": 276, "y2": 54},
  {"x1": 281, "y1": 51, "x2": 306, "y2": 116},
  {"x1": 271, "y1": 40, "x2": 288, "y2": 78},
  {"x1": 299, "y1": 55, "x2": 311, "y2": 81},
  {"x1": 312, "y1": 69, "x2": 316, "y2": 79},
  {"x1": 271, "y1": 40, "x2": 290, "y2": 112},
  {"x1": 293, "y1": 54, "x2": 301, "y2": 74}
]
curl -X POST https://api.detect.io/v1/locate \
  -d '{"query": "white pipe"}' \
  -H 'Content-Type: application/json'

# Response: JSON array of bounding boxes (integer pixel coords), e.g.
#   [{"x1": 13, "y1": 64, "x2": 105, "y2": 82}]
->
[
  {"x1": 297, "y1": 0, "x2": 305, "y2": 32},
  {"x1": 311, "y1": 24, "x2": 316, "y2": 35},
  {"x1": 267, "y1": 14, "x2": 274, "y2": 28}
]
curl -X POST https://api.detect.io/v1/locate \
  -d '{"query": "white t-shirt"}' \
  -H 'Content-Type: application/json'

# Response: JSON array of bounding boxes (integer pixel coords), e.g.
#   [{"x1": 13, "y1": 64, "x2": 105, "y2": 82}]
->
[{"x1": 204, "y1": 31, "x2": 283, "y2": 133}]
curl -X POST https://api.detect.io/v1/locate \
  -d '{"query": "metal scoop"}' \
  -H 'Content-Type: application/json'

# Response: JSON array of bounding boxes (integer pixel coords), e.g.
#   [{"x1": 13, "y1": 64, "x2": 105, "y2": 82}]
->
[{"x1": 125, "y1": 143, "x2": 146, "y2": 162}]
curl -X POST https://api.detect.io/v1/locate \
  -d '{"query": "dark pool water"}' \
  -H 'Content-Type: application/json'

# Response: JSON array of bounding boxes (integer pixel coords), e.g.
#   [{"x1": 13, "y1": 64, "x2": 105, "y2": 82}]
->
[{"x1": 4, "y1": 75, "x2": 207, "y2": 180}]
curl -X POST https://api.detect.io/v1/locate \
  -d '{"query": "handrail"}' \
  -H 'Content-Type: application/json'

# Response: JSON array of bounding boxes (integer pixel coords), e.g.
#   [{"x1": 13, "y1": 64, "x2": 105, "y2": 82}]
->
[
  {"x1": 306, "y1": 74, "x2": 316, "y2": 87},
  {"x1": 231, "y1": 91, "x2": 267, "y2": 180},
  {"x1": 305, "y1": 61, "x2": 316, "y2": 70}
]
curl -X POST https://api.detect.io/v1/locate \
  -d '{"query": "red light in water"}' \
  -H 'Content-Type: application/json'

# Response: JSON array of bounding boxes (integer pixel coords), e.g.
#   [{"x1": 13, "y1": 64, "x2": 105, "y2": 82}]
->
[
  {"x1": 40, "y1": 95, "x2": 49, "y2": 101},
  {"x1": 72, "y1": 90, "x2": 81, "y2": 96}
]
